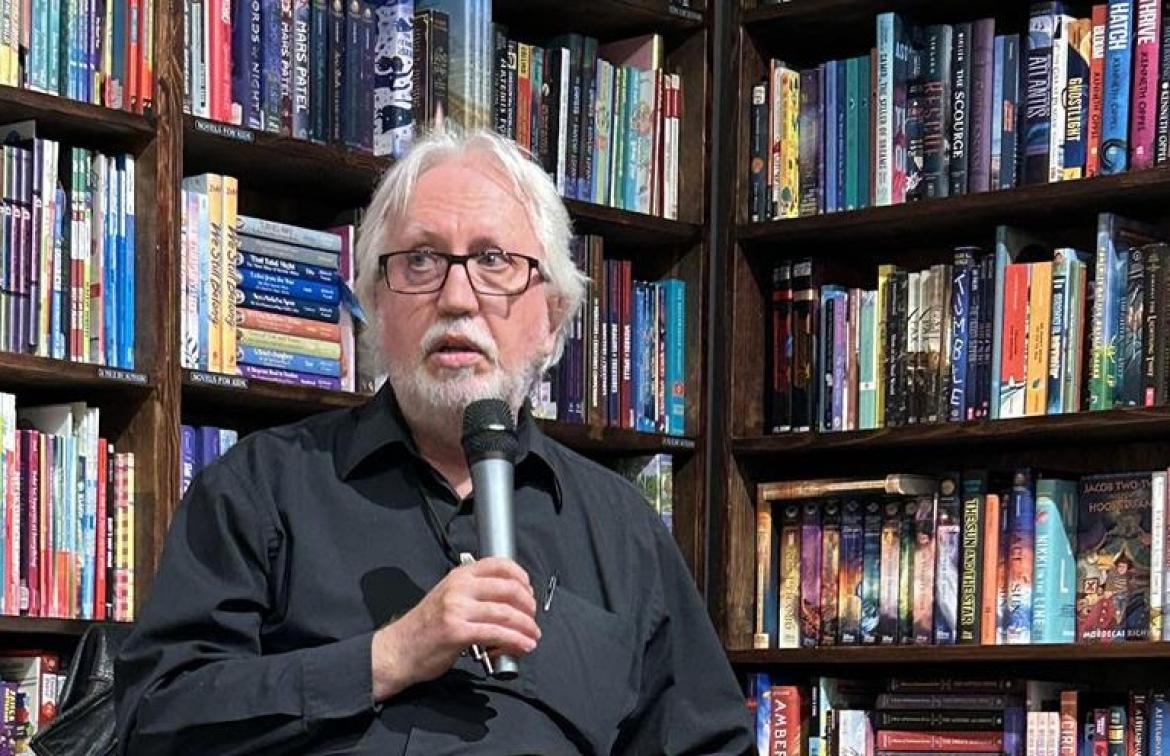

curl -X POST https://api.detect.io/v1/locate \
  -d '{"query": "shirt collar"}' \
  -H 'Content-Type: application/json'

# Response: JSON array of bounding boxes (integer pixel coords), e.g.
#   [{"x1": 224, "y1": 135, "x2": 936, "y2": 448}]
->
[{"x1": 339, "y1": 383, "x2": 564, "y2": 510}]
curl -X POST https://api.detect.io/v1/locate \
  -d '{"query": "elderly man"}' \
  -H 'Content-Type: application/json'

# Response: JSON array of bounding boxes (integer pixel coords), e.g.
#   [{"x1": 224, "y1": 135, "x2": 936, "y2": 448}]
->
[{"x1": 114, "y1": 130, "x2": 753, "y2": 754}]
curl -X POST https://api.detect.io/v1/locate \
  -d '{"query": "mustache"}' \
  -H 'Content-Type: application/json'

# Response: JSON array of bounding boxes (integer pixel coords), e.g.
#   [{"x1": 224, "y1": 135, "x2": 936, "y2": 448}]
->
[{"x1": 420, "y1": 318, "x2": 500, "y2": 363}]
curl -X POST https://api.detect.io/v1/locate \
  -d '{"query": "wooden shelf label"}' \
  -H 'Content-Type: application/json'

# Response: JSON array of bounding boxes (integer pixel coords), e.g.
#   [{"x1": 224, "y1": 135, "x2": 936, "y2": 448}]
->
[
  {"x1": 188, "y1": 370, "x2": 249, "y2": 390},
  {"x1": 192, "y1": 118, "x2": 256, "y2": 143},
  {"x1": 661, "y1": 435, "x2": 696, "y2": 450},
  {"x1": 95, "y1": 367, "x2": 148, "y2": 385},
  {"x1": 667, "y1": 5, "x2": 702, "y2": 22}
]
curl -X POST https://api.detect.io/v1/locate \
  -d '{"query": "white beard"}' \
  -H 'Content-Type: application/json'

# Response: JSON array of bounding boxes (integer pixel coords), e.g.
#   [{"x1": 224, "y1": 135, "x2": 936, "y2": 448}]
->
[{"x1": 385, "y1": 316, "x2": 547, "y2": 443}]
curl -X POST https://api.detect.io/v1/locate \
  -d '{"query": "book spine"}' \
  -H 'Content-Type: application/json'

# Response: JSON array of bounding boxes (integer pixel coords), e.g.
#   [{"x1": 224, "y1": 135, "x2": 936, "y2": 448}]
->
[
  {"x1": 1025, "y1": 261, "x2": 1053, "y2": 416},
  {"x1": 1158, "y1": 11, "x2": 1170, "y2": 163},
  {"x1": 924, "y1": 25, "x2": 952, "y2": 198},
  {"x1": 1049, "y1": 15, "x2": 1072, "y2": 182},
  {"x1": 861, "y1": 500, "x2": 882, "y2": 644},
  {"x1": 799, "y1": 67, "x2": 821, "y2": 216},
  {"x1": 875, "y1": 13, "x2": 896, "y2": 206},
  {"x1": 1005, "y1": 471, "x2": 1035, "y2": 644},
  {"x1": 1065, "y1": 19, "x2": 1093, "y2": 178},
  {"x1": 777, "y1": 502, "x2": 800, "y2": 649},
  {"x1": 968, "y1": 19, "x2": 994, "y2": 192},
  {"x1": 239, "y1": 289, "x2": 339, "y2": 322},
  {"x1": 1130, "y1": 0, "x2": 1162, "y2": 169},
  {"x1": 238, "y1": 345, "x2": 340, "y2": 377},
  {"x1": 238, "y1": 363, "x2": 341, "y2": 389},
  {"x1": 934, "y1": 474, "x2": 961, "y2": 644},
  {"x1": 749, "y1": 82, "x2": 768, "y2": 223},
  {"x1": 291, "y1": 0, "x2": 310, "y2": 139},
  {"x1": 1000, "y1": 34, "x2": 1022, "y2": 189},
  {"x1": 1089, "y1": 6, "x2": 1109, "y2": 175},
  {"x1": 950, "y1": 250, "x2": 973, "y2": 421},
  {"x1": 800, "y1": 501, "x2": 822, "y2": 647},
  {"x1": 1102, "y1": 0, "x2": 1135, "y2": 173},
  {"x1": 958, "y1": 474, "x2": 986, "y2": 644},
  {"x1": 1023, "y1": 4, "x2": 1055, "y2": 185},
  {"x1": 912, "y1": 494, "x2": 936, "y2": 644}
]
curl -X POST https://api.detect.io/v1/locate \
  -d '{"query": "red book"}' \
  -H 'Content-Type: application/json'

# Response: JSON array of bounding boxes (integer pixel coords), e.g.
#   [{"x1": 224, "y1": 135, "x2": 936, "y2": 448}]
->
[
  {"x1": 770, "y1": 685, "x2": 803, "y2": 756},
  {"x1": 876, "y1": 731, "x2": 1004, "y2": 752},
  {"x1": 94, "y1": 440, "x2": 107, "y2": 621},
  {"x1": 1087, "y1": 5, "x2": 1108, "y2": 176},
  {"x1": 127, "y1": 0, "x2": 141, "y2": 112}
]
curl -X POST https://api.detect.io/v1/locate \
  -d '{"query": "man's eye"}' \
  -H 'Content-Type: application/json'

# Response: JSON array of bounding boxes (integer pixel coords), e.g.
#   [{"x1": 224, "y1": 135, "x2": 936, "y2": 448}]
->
[
  {"x1": 477, "y1": 250, "x2": 512, "y2": 269},
  {"x1": 406, "y1": 251, "x2": 439, "y2": 269}
]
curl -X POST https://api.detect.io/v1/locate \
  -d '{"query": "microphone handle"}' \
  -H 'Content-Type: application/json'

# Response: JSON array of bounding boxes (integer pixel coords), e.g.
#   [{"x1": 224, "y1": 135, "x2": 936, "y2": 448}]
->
[{"x1": 470, "y1": 457, "x2": 519, "y2": 679}]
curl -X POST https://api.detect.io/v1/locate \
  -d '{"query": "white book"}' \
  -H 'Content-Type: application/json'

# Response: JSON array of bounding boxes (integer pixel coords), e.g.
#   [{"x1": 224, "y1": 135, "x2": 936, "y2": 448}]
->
[{"x1": 1048, "y1": 15, "x2": 1075, "y2": 182}]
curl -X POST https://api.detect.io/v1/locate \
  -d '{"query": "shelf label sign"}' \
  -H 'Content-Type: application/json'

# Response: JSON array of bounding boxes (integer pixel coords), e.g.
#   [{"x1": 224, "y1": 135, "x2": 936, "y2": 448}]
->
[
  {"x1": 96, "y1": 367, "x2": 149, "y2": 385},
  {"x1": 193, "y1": 119, "x2": 256, "y2": 143},
  {"x1": 189, "y1": 370, "x2": 249, "y2": 390}
]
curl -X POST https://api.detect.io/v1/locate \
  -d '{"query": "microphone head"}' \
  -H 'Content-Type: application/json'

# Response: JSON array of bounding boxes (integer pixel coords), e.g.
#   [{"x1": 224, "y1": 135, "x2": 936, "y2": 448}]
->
[{"x1": 461, "y1": 399, "x2": 519, "y2": 465}]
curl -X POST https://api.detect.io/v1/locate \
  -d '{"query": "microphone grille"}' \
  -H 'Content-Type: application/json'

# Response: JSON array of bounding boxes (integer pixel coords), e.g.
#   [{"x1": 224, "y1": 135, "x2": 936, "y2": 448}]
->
[{"x1": 461, "y1": 399, "x2": 519, "y2": 463}]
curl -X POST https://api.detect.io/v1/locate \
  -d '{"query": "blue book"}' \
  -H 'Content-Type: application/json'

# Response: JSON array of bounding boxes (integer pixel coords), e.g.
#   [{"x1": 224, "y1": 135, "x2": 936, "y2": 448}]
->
[
  {"x1": 751, "y1": 672, "x2": 772, "y2": 755},
  {"x1": 238, "y1": 345, "x2": 342, "y2": 377},
  {"x1": 999, "y1": 34, "x2": 1022, "y2": 188},
  {"x1": 1102, "y1": 0, "x2": 1135, "y2": 174},
  {"x1": 835, "y1": 59, "x2": 847, "y2": 212},
  {"x1": 200, "y1": 426, "x2": 222, "y2": 470},
  {"x1": 1032, "y1": 478, "x2": 1078, "y2": 643},
  {"x1": 824, "y1": 61, "x2": 838, "y2": 213},
  {"x1": 1047, "y1": 252, "x2": 1071, "y2": 415},
  {"x1": 990, "y1": 35, "x2": 1005, "y2": 186},
  {"x1": 240, "y1": 289, "x2": 341, "y2": 322},
  {"x1": 1064, "y1": 18, "x2": 1092, "y2": 177},
  {"x1": 122, "y1": 155, "x2": 136, "y2": 369},
  {"x1": 1005, "y1": 469, "x2": 1035, "y2": 644},
  {"x1": 1023, "y1": 3, "x2": 1059, "y2": 185},
  {"x1": 238, "y1": 251, "x2": 340, "y2": 284},
  {"x1": 237, "y1": 268, "x2": 341, "y2": 304},
  {"x1": 662, "y1": 278, "x2": 686, "y2": 436},
  {"x1": 949, "y1": 249, "x2": 975, "y2": 422},
  {"x1": 261, "y1": 0, "x2": 283, "y2": 132},
  {"x1": 104, "y1": 151, "x2": 117, "y2": 367},
  {"x1": 1151, "y1": 694, "x2": 1170, "y2": 756},
  {"x1": 181, "y1": 425, "x2": 199, "y2": 495},
  {"x1": 231, "y1": 0, "x2": 260, "y2": 128}
]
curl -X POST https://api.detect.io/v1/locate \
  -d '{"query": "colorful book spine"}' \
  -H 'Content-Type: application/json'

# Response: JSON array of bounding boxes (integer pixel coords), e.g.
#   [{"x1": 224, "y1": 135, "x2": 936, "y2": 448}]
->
[
  {"x1": 1005, "y1": 470, "x2": 1036, "y2": 644},
  {"x1": 1102, "y1": 0, "x2": 1135, "y2": 173},
  {"x1": 878, "y1": 499, "x2": 902, "y2": 644},
  {"x1": 1033, "y1": 478, "x2": 1078, "y2": 643},
  {"x1": 839, "y1": 498, "x2": 863, "y2": 645},
  {"x1": 777, "y1": 501, "x2": 801, "y2": 649},
  {"x1": 934, "y1": 474, "x2": 962, "y2": 644},
  {"x1": 1130, "y1": 0, "x2": 1162, "y2": 169},
  {"x1": 861, "y1": 499, "x2": 882, "y2": 644},
  {"x1": 236, "y1": 268, "x2": 340, "y2": 303},
  {"x1": 1064, "y1": 18, "x2": 1093, "y2": 179},
  {"x1": 238, "y1": 327, "x2": 341, "y2": 359},
  {"x1": 238, "y1": 363, "x2": 342, "y2": 389},
  {"x1": 958, "y1": 473, "x2": 986, "y2": 644},
  {"x1": 237, "y1": 345, "x2": 341, "y2": 377},
  {"x1": 800, "y1": 500, "x2": 822, "y2": 648},
  {"x1": 912, "y1": 495, "x2": 937, "y2": 644},
  {"x1": 1023, "y1": 3, "x2": 1057, "y2": 185},
  {"x1": 1088, "y1": 5, "x2": 1109, "y2": 176}
]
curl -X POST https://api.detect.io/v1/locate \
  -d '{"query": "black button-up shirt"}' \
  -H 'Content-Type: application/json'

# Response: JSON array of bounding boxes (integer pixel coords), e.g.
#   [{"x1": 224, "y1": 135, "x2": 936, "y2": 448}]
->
[{"x1": 114, "y1": 387, "x2": 753, "y2": 755}]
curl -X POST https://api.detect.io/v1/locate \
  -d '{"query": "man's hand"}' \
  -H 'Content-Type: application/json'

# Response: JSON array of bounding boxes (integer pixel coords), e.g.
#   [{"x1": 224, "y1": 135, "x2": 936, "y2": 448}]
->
[{"x1": 370, "y1": 557, "x2": 541, "y2": 701}]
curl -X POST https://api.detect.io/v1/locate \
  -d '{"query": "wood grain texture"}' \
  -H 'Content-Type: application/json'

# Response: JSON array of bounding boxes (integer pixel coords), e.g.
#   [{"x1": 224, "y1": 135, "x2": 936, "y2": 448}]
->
[
  {"x1": 739, "y1": 166, "x2": 1170, "y2": 251},
  {"x1": 733, "y1": 407, "x2": 1170, "y2": 457},
  {"x1": 0, "y1": 85, "x2": 155, "y2": 153},
  {"x1": 0, "y1": 353, "x2": 152, "y2": 395}
]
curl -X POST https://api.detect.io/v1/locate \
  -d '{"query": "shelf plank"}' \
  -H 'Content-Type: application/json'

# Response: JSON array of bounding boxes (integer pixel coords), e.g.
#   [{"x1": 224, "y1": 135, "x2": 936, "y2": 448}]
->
[
  {"x1": 564, "y1": 199, "x2": 702, "y2": 245},
  {"x1": 743, "y1": 0, "x2": 1010, "y2": 27},
  {"x1": 181, "y1": 371, "x2": 696, "y2": 454},
  {"x1": 183, "y1": 116, "x2": 698, "y2": 244},
  {"x1": 738, "y1": 166, "x2": 1170, "y2": 250},
  {"x1": 183, "y1": 116, "x2": 390, "y2": 206},
  {"x1": 0, "y1": 616, "x2": 108, "y2": 637},
  {"x1": 0, "y1": 85, "x2": 155, "y2": 152},
  {"x1": 0, "y1": 352, "x2": 152, "y2": 395},
  {"x1": 733, "y1": 406, "x2": 1170, "y2": 457},
  {"x1": 495, "y1": 0, "x2": 704, "y2": 38},
  {"x1": 728, "y1": 643, "x2": 1170, "y2": 666},
  {"x1": 537, "y1": 420, "x2": 698, "y2": 455},
  {"x1": 182, "y1": 370, "x2": 367, "y2": 418}
]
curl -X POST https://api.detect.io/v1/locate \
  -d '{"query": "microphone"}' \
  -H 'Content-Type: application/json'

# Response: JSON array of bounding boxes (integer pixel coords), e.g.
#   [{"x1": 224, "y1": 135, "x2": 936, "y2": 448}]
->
[{"x1": 461, "y1": 398, "x2": 520, "y2": 679}]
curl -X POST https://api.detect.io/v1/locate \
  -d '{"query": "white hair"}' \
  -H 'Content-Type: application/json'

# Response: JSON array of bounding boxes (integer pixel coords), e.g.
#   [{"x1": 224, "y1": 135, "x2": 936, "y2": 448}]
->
[{"x1": 355, "y1": 128, "x2": 589, "y2": 371}]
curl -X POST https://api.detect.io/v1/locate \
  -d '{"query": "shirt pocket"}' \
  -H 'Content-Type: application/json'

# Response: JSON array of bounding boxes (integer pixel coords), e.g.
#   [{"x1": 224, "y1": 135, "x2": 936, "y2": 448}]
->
[{"x1": 517, "y1": 581, "x2": 640, "y2": 754}]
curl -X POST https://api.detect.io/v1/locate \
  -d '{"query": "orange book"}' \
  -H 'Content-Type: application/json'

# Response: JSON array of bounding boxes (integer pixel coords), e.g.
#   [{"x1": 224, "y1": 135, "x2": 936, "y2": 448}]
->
[{"x1": 1025, "y1": 261, "x2": 1053, "y2": 416}]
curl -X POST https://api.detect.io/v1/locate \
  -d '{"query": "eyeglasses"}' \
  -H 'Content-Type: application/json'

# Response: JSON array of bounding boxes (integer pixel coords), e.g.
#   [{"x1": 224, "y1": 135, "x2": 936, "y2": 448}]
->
[{"x1": 378, "y1": 249, "x2": 543, "y2": 296}]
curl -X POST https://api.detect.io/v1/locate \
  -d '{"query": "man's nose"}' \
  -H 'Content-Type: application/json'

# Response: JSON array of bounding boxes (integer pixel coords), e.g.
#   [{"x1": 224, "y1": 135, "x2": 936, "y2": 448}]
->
[{"x1": 436, "y1": 260, "x2": 480, "y2": 315}]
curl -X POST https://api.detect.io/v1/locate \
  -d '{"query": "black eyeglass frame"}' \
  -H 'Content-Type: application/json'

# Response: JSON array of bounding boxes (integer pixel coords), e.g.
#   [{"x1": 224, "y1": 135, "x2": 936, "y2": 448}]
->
[{"x1": 376, "y1": 250, "x2": 544, "y2": 296}]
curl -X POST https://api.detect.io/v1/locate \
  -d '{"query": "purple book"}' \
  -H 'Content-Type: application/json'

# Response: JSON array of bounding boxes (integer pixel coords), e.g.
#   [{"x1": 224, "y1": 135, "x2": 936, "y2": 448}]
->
[{"x1": 240, "y1": 363, "x2": 344, "y2": 390}]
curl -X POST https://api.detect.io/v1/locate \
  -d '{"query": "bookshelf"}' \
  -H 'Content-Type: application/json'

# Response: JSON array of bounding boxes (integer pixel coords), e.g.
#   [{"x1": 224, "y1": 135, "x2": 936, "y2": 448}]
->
[
  {"x1": 0, "y1": 0, "x2": 716, "y2": 645},
  {"x1": 714, "y1": 0, "x2": 1170, "y2": 681}
]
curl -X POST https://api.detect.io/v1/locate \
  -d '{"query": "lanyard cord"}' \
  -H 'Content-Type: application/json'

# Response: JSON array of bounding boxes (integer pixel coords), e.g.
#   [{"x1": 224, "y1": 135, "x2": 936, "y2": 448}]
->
[{"x1": 415, "y1": 470, "x2": 465, "y2": 568}]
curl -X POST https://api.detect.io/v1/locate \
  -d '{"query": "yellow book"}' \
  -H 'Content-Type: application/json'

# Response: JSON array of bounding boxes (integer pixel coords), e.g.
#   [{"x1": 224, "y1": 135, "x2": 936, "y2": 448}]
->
[
  {"x1": 205, "y1": 174, "x2": 224, "y2": 372},
  {"x1": 127, "y1": 453, "x2": 136, "y2": 621},
  {"x1": 772, "y1": 62, "x2": 800, "y2": 219},
  {"x1": 875, "y1": 264, "x2": 895, "y2": 427},
  {"x1": 1025, "y1": 261, "x2": 1053, "y2": 416},
  {"x1": 238, "y1": 328, "x2": 342, "y2": 360},
  {"x1": 221, "y1": 176, "x2": 239, "y2": 375},
  {"x1": 777, "y1": 501, "x2": 801, "y2": 649}
]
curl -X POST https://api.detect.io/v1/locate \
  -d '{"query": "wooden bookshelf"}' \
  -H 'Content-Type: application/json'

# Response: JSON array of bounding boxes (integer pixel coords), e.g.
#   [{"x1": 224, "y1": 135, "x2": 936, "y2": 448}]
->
[
  {"x1": 727, "y1": 643, "x2": 1170, "y2": 667},
  {"x1": 711, "y1": 0, "x2": 1170, "y2": 692},
  {"x1": 0, "y1": 0, "x2": 711, "y2": 647}
]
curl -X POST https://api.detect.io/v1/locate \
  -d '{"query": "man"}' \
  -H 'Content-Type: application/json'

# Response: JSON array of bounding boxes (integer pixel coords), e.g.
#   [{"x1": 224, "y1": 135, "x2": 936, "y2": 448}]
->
[{"x1": 114, "y1": 129, "x2": 753, "y2": 754}]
